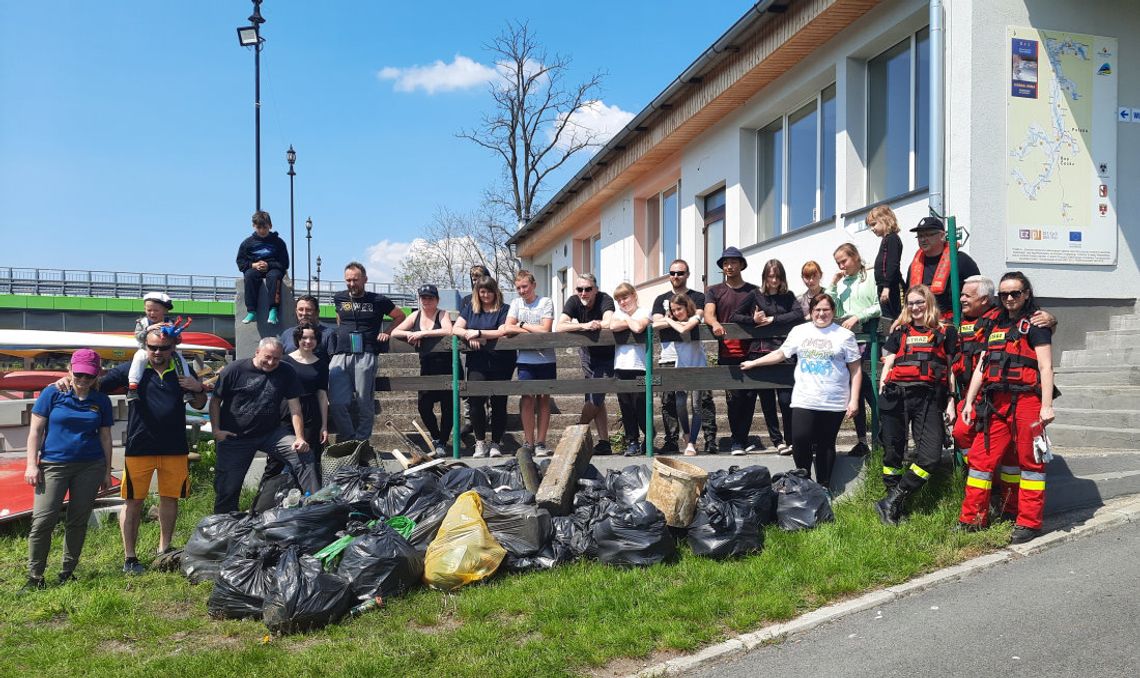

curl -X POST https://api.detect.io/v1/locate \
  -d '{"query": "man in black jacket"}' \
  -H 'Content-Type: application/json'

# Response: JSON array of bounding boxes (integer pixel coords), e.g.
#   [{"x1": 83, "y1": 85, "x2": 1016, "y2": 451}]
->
[{"x1": 236, "y1": 211, "x2": 290, "y2": 325}]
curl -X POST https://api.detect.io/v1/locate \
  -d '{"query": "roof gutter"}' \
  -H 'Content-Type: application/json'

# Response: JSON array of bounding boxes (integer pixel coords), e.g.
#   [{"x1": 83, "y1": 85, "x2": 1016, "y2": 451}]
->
[{"x1": 508, "y1": 0, "x2": 782, "y2": 248}]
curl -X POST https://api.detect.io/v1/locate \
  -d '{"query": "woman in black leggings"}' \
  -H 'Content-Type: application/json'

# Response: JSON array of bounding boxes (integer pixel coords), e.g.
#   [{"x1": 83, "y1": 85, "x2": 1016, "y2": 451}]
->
[
  {"x1": 453, "y1": 276, "x2": 516, "y2": 458},
  {"x1": 391, "y1": 284, "x2": 454, "y2": 457}
]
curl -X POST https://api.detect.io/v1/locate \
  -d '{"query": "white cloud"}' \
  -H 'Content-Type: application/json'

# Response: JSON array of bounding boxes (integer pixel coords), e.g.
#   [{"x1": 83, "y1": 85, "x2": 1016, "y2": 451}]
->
[
  {"x1": 378, "y1": 55, "x2": 498, "y2": 94},
  {"x1": 550, "y1": 100, "x2": 635, "y2": 151},
  {"x1": 364, "y1": 239, "x2": 414, "y2": 281}
]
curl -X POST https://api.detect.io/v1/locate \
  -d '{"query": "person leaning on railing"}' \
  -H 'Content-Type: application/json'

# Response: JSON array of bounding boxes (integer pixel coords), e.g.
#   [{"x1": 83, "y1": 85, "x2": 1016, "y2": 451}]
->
[
  {"x1": 609, "y1": 282, "x2": 652, "y2": 457},
  {"x1": 452, "y1": 276, "x2": 516, "y2": 458},
  {"x1": 748, "y1": 258, "x2": 803, "y2": 456},
  {"x1": 391, "y1": 284, "x2": 454, "y2": 458}
]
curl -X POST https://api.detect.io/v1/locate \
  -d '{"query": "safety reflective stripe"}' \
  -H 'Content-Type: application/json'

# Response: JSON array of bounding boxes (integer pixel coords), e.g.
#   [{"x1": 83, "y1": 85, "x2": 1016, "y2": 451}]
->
[
  {"x1": 882, "y1": 466, "x2": 904, "y2": 476},
  {"x1": 999, "y1": 465, "x2": 1022, "y2": 484},
  {"x1": 1020, "y1": 471, "x2": 1046, "y2": 491},
  {"x1": 909, "y1": 464, "x2": 931, "y2": 479},
  {"x1": 966, "y1": 468, "x2": 992, "y2": 489}
]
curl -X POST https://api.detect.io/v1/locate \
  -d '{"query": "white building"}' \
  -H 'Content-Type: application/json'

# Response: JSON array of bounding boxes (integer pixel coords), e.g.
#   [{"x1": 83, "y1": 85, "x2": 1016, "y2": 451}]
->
[{"x1": 509, "y1": 0, "x2": 1138, "y2": 356}]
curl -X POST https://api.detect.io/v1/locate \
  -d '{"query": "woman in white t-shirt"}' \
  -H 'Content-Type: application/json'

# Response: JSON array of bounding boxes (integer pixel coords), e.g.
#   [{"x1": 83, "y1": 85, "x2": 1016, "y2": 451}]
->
[
  {"x1": 653, "y1": 292, "x2": 707, "y2": 456},
  {"x1": 741, "y1": 292, "x2": 862, "y2": 490},
  {"x1": 610, "y1": 282, "x2": 651, "y2": 457},
  {"x1": 501, "y1": 270, "x2": 556, "y2": 457}
]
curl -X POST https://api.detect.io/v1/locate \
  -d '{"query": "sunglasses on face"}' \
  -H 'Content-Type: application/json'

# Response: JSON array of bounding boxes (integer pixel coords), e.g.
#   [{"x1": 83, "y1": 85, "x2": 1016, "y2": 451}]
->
[
  {"x1": 668, "y1": 271, "x2": 688, "y2": 277},
  {"x1": 146, "y1": 344, "x2": 173, "y2": 352},
  {"x1": 73, "y1": 372, "x2": 97, "y2": 380},
  {"x1": 998, "y1": 290, "x2": 1025, "y2": 300},
  {"x1": 576, "y1": 286, "x2": 594, "y2": 293}
]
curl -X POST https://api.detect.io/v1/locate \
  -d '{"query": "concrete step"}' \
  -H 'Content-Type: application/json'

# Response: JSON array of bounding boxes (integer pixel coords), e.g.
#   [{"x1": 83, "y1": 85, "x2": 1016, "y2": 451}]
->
[
  {"x1": 1047, "y1": 423, "x2": 1140, "y2": 449},
  {"x1": 1044, "y1": 449, "x2": 1140, "y2": 514},
  {"x1": 1083, "y1": 328, "x2": 1140, "y2": 350},
  {"x1": 1054, "y1": 366, "x2": 1140, "y2": 387},
  {"x1": 1053, "y1": 407, "x2": 1140, "y2": 429},
  {"x1": 1052, "y1": 385, "x2": 1140, "y2": 411},
  {"x1": 1108, "y1": 314, "x2": 1140, "y2": 331},
  {"x1": 1061, "y1": 347, "x2": 1140, "y2": 368}
]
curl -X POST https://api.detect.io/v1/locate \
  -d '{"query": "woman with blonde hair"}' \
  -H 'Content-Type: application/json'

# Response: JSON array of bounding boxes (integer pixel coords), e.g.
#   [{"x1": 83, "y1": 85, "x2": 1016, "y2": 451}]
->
[
  {"x1": 610, "y1": 282, "x2": 652, "y2": 456},
  {"x1": 829, "y1": 242, "x2": 881, "y2": 456},
  {"x1": 873, "y1": 284, "x2": 958, "y2": 525},
  {"x1": 867, "y1": 205, "x2": 904, "y2": 320}
]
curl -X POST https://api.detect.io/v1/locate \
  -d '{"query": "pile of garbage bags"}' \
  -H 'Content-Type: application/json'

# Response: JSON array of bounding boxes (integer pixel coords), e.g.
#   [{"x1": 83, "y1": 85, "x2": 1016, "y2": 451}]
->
[{"x1": 183, "y1": 459, "x2": 833, "y2": 634}]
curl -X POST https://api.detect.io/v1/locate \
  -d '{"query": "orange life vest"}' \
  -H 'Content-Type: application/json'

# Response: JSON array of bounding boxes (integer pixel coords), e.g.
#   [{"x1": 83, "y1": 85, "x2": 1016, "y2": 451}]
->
[
  {"x1": 909, "y1": 243, "x2": 952, "y2": 294},
  {"x1": 953, "y1": 306, "x2": 1001, "y2": 381},
  {"x1": 982, "y1": 315, "x2": 1041, "y2": 392},
  {"x1": 887, "y1": 323, "x2": 951, "y2": 385}
]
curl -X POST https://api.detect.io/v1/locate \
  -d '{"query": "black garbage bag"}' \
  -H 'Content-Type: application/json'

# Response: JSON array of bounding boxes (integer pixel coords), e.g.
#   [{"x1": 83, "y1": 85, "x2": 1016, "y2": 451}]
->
[
  {"x1": 593, "y1": 500, "x2": 676, "y2": 567},
  {"x1": 182, "y1": 512, "x2": 258, "y2": 584},
  {"x1": 406, "y1": 499, "x2": 453, "y2": 554},
  {"x1": 332, "y1": 465, "x2": 390, "y2": 515},
  {"x1": 371, "y1": 474, "x2": 453, "y2": 523},
  {"x1": 503, "y1": 541, "x2": 569, "y2": 573},
  {"x1": 440, "y1": 466, "x2": 493, "y2": 494},
  {"x1": 206, "y1": 543, "x2": 282, "y2": 620},
  {"x1": 772, "y1": 469, "x2": 834, "y2": 531},
  {"x1": 478, "y1": 497, "x2": 552, "y2": 557},
  {"x1": 251, "y1": 470, "x2": 301, "y2": 514},
  {"x1": 336, "y1": 522, "x2": 424, "y2": 600},
  {"x1": 550, "y1": 516, "x2": 589, "y2": 561},
  {"x1": 704, "y1": 465, "x2": 777, "y2": 525},
  {"x1": 254, "y1": 502, "x2": 351, "y2": 553},
  {"x1": 560, "y1": 480, "x2": 615, "y2": 560},
  {"x1": 483, "y1": 487, "x2": 536, "y2": 505},
  {"x1": 687, "y1": 497, "x2": 763, "y2": 559},
  {"x1": 605, "y1": 465, "x2": 651, "y2": 505},
  {"x1": 263, "y1": 546, "x2": 354, "y2": 634},
  {"x1": 483, "y1": 459, "x2": 526, "y2": 490}
]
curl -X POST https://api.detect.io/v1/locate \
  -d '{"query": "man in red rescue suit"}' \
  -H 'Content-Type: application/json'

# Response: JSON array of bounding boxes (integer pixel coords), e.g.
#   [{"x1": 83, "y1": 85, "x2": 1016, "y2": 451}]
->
[
  {"x1": 960, "y1": 272, "x2": 1056, "y2": 544},
  {"x1": 874, "y1": 284, "x2": 957, "y2": 525},
  {"x1": 906, "y1": 216, "x2": 980, "y2": 319}
]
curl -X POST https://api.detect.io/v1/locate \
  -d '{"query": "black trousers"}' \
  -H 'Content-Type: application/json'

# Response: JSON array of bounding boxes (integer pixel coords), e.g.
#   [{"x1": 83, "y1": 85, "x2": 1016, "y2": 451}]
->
[
  {"x1": 616, "y1": 369, "x2": 646, "y2": 443},
  {"x1": 659, "y1": 362, "x2": 717, "y2": 446},
  {"x1": 879, "y1": 382, "x2": 947, "y2": 491},
  {"x1": 720, "y1": 357, "x2": 757, "y2": 447},
  {"x1": 758, "y1": 388, "x2": 793, "y2": 446},
  {"x1": 790, "y1": 408, "x2": 845, "y2": 488},
  {"x1": 418, "y1": 360, "x2": 454, "y2": 444},
  {"x1": 243, "y1": 267, "x2": 283, "y2": 310},
  {"x1": 467, "y1": 366, "x2": 510, "y2": 443}
]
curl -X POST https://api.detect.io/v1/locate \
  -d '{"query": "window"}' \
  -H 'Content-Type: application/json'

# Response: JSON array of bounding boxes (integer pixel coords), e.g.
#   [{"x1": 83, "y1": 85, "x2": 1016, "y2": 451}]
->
[
  {"x1": 703, "y1": 189, "x2": 726, "y2": 287},
  {"x1": 868, "y1": 28, "x2": 930, "y2": 202},
  {"x1": 645, "y1": 184, "x2": 680, "y2": 277},
  {"x1": 756, "y1": 84, "x2": 837, "y2": 240},
  {"x1": 592, "y1": 235, "x2": 602, "y2": 289}
]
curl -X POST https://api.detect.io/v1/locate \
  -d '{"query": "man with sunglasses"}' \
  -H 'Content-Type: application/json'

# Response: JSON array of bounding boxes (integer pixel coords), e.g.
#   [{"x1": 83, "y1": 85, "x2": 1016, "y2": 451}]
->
[
  {"x1": 85, "y1": 328, "x2": 207, "y2": 574},
  {"x1": 906, "y1": 216, "x2": 981, "y2": 317},
  {"x1": 651, "y1": 259, "x2": 717, "y2": 453},
  {"x1": 558, "y1": 272, "x2": 616, "y2": 452}
]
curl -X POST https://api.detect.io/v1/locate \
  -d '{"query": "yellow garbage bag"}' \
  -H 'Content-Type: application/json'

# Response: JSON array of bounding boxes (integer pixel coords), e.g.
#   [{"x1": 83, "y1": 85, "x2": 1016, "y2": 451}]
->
[{"x1": 423, "y1": 490, "x2": 507, "y2": 591}]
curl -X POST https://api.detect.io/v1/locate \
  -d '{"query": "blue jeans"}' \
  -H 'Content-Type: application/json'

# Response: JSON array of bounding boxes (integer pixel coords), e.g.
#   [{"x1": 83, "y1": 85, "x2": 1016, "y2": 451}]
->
[
  {"x1": 214, "y1": 427, "x2": 319, "y2": 513},
  {"x1": 328, "y1": 352, "x2": 378, "y2": 441}
]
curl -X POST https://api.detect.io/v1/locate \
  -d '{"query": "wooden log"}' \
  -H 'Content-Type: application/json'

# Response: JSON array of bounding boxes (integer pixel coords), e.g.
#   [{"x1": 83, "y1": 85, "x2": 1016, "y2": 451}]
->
[{"x1": 535, "y1": 424, "x2": 594, "y2": 516}]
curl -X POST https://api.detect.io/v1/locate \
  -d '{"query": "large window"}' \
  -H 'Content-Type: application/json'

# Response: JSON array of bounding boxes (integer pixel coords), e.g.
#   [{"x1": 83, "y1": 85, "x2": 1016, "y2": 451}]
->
[
  {"x1": 703, "y1": 189, "x2": 726, "y2": 287},
  {"x1": 645, "y1": 184, "x2": 680, "y2": 277},
  {"x1": 756, "y1": 84, "x2": 837, "y2": 240},
  {"x1": 867, "y1": 28, "x2": 930, "y2": 202}
]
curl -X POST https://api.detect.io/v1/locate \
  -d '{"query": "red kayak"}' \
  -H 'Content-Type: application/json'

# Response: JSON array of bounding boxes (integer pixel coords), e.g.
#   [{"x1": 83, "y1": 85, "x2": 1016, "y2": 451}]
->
[
  {"x1": 0, "y1": 456, "x2": 122, "y2": 524},
  {"x1": 0, "y1": 370, "x2": 67, "y2": 393},
  {"x1": 100, "y1": 331, "x2": 233, "y2": 351}
]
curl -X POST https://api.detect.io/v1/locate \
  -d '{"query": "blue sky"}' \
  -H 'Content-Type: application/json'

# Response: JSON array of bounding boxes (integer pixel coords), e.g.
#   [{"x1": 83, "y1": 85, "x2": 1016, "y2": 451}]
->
[{"x1": 0, "y1": 1, "x2": 751, "y2": 282}]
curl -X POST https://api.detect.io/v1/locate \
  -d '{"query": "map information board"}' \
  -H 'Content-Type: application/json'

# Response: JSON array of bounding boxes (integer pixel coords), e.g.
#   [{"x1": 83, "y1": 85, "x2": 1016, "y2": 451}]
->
[{"x1": 1006, "y1": 27, "x2": 1117, "y2": 265}]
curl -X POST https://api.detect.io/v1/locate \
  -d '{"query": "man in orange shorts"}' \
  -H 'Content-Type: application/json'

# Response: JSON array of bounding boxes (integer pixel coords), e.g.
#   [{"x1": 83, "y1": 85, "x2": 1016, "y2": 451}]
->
[{"x1": 97, "y1": 328, "x2": 207, "y2": 574}]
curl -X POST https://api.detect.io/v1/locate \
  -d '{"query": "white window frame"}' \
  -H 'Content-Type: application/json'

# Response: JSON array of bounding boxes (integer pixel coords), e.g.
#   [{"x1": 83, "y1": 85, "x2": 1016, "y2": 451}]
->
[
  {"x1": 645, "y1": 183, "x2": 680, "y2": 277},
  {"x1": 865, "y1": 28, "x2": 929, "y2": 201}
]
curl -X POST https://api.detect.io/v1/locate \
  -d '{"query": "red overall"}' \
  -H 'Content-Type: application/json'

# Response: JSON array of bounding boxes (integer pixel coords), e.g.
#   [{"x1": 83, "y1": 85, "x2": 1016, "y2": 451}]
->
[{"x1": 959, "y1": 317, "x2": 1046, "y2": 529}]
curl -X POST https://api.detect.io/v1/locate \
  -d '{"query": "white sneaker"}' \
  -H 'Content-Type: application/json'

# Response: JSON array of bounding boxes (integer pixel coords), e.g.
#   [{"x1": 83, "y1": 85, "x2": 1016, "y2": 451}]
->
[
  {"x1": 473, "y1": 441, "x2": 487, "y2": 458},
  {"x1": 489, "y1": 442, "x2": 503, "y2": 458},
  {"x1": 534, "y1": 443, "x2": 550, "y2": 458},
  {"x1": 684, "y1": 443, "x2": 697, "y2": 456}
]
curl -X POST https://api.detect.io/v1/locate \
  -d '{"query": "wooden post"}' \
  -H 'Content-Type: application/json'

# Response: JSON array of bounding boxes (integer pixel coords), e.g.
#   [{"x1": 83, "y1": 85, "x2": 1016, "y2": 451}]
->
[{"x1": 535, "y1": 423, "x2": 594, "y2": 516}]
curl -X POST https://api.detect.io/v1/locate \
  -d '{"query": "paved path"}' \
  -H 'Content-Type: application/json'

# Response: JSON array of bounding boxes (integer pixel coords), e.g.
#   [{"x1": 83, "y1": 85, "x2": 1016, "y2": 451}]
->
[{"x1": 686, "y1": 518, "x2": 1140, "y2": 678}]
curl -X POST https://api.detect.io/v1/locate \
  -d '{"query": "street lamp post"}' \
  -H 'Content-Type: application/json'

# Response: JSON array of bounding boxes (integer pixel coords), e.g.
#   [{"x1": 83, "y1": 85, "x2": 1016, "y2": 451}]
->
[
  {"x1": 305, "y1": 217, "x2": 313, "y2": 296},
  {"x1": 286, "y1": 145, "x2": 296, "y2": 278},
  {"x1": 314, "y1": 256, "x2": 322, "y2": 301},
  {"x1": 236, "y1": 0, "x2": 266, "y2": 211}
]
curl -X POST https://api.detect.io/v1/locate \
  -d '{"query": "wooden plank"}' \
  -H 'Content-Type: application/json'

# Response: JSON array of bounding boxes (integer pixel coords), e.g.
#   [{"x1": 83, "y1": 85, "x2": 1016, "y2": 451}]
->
[{"x1": 536, "y1": 424, "x2": 594, "y2": 516}]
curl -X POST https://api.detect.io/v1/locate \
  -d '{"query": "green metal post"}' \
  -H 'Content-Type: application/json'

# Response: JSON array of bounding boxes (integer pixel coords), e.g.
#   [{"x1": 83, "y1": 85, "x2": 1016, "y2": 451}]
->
[
  {"x1": 947, "y1": 215, "x2": 962, "y2": 326},
  {"x1": 645, "y1": 324, "x2": 654, "y2": 457},
  {"x1": 451, "y1": 335, "x2": 461, "y2": 460}
]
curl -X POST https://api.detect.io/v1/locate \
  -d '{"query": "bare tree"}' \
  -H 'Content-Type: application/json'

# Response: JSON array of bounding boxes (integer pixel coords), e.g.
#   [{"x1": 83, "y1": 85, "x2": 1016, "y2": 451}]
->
[{"x1": 458, "y1": 21, "x2": 604, "y2": 227}]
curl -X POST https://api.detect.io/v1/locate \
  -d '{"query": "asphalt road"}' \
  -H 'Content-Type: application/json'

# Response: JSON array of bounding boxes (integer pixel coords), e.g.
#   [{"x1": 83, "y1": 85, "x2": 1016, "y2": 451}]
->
[{"x1": 689, "y1": 520, "x2": 1140, "y2": 678}]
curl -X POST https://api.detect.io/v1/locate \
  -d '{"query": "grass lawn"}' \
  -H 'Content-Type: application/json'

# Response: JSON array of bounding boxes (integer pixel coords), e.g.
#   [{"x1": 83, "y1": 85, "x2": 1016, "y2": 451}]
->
[{"x1": 0, "y1": 454, "x2": 1010, "y2": 678}]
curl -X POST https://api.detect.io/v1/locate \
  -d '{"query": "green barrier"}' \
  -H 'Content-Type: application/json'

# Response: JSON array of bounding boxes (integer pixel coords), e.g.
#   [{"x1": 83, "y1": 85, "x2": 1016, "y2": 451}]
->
[
  {"x1": 645, "y1": 324, "x2": 654, "y2": 457},
  {"x1": 452, "y1": 335, "x2": 461, "y2": 460}
]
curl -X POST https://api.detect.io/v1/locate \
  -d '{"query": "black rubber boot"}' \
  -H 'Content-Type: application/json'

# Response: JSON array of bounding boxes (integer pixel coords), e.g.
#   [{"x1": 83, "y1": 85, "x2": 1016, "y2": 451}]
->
[{"x1": 874, "y1": 485, "x2": 910, "y2": 526}]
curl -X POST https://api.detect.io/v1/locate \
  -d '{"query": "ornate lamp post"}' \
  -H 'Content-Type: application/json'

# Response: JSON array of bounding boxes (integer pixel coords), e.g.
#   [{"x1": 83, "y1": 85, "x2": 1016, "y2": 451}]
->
[{"x1": 286, "y1": 145, "x2": 296, "y2": 277}]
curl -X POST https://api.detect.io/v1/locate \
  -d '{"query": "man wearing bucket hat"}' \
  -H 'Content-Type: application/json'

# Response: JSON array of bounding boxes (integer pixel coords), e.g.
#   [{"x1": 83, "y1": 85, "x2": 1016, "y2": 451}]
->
[
  {"x1": 704, "y1": 247, "x2": 760, "y2": 455},
  {"x1": 906, "y1": 216, "x2": 980, "y2": 317}
]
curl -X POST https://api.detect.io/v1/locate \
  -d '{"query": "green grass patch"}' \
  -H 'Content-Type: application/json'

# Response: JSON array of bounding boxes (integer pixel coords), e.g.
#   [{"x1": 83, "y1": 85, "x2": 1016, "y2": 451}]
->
[{"x1": 0, "y1": 452, "x2": 1010, "y2": 677}]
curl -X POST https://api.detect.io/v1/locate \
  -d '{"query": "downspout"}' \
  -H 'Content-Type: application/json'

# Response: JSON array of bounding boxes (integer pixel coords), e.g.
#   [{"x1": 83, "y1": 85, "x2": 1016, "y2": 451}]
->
[{"x1": 929, "y1": 0, "x2": 945, "y2": 216}]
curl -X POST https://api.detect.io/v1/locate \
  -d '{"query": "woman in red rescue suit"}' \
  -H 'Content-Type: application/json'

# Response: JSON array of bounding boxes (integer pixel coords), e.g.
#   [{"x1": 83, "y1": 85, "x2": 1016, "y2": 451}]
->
[
  {"x1": 874, "y1": 285, "x2": 957, "y2": 525},
  {"x1": 959, "y1": 271, "x2": 1055, "y2": 544}
]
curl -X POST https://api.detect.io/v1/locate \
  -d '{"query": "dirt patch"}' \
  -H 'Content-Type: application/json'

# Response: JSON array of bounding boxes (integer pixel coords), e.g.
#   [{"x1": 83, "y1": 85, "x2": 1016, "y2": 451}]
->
[
  {"x1": 590, "y1": 649, "x2": 682, "y2": 678},
  {"x1": 98, "y1": 639, "x2": 140, "y2": 655},
  {"x1": 408, "y1": 615, "x2": 462, "y2": 635}
]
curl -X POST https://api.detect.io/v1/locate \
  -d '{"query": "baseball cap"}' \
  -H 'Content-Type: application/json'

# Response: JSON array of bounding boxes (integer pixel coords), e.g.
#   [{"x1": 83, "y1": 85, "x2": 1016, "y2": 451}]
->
[
  {"x1": 71, "y1": 349, "x2": 102, "y2": 376},
  {"x1": 417, "y1": 284, "x2": 439, "y2": 298},
  {"x1": 910, "y1": 216, "x2": 945, "y2": 233},
  {"x1": 143, "y1": 291, "x2": 174, "y2": 310}
]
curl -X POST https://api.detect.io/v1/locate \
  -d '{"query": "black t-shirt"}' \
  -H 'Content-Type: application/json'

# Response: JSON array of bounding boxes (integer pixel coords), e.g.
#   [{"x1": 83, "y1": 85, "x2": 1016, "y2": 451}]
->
[
  {"x1": 460, "y1": 305, "x2": 516, "y2": 374},
  {"x1": 333, "y1": 291, "x2": 396, "y2": 354},
  {"x1": 215, "y1": 358, "x2": 303, "y2": 438},
  {"x1": 705, "y1": 281, "x2": 759, "y2": 359},
  {"x1": 651, "y1": 288, "x2": 706, "y2": 318},
  {"x1": 908, "y1": 251, "x2": 980, "y2": 315},
  {"x1": 561, "y1": 292, "x2": 616, "y2": 363},
  {"x1": 281, "y1": 354, "x2": 328, "y2": 431},
  {"x1": 100, "y1": 362, "x2": 196, "y2": 456}
]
